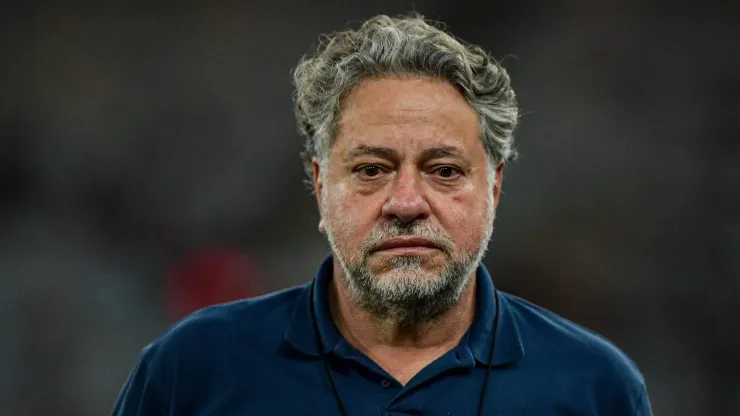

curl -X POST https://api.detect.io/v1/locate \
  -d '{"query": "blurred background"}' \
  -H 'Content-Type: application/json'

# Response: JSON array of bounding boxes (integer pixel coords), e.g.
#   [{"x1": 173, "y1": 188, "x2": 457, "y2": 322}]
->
[{"x1": 1, "y1": 1, "x2": 738, "y2": 415}]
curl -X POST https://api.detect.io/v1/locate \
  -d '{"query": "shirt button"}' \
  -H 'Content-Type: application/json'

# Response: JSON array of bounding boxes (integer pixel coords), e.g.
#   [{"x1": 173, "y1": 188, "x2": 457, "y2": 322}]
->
[{"x1": 380, "y1": 379, "x2": 391, "y2": 388}]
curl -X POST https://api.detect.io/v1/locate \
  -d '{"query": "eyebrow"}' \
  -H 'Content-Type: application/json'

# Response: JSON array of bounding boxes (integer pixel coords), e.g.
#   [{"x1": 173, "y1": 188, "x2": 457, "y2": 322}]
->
[
  {"x1": 345, "y1": 145, "x2": 400, "y2": 161},
  {"x1": 419, "y1": 147, "x2": 466, "y2": 161},
  {"x1": 344, "y1": 145, "x2": 471, "y2": 166}
]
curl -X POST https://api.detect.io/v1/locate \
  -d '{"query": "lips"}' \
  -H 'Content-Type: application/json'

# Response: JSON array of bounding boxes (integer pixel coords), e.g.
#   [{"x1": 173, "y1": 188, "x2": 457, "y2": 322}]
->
[{"x1": 373, "y1": 237, "x2": 442, "y2": 252}]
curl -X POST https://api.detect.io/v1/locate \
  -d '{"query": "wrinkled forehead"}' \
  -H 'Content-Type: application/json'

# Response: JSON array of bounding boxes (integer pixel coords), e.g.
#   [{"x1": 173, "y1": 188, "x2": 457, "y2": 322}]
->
[{"x1": 331, "y1": 78, "x2": 484, "y2": 163}]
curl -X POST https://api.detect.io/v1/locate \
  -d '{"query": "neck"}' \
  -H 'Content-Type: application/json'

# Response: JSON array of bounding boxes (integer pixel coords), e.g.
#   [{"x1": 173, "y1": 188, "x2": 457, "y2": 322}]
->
[{"x1": 328, "y1": 259, "x2": 477, "y2": 383}]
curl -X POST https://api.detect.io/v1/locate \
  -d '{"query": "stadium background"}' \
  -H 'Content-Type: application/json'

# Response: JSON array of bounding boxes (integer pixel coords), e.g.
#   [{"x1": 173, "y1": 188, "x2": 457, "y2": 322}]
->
[{"x1": 1, "y1": 1, "x2": 738, "y2": 414}]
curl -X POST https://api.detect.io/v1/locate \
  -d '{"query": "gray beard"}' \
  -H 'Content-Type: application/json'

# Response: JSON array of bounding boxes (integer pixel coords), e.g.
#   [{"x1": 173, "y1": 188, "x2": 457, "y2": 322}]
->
[{"x1": 326, "y1": 220, "x2": 490, "y2": 327}]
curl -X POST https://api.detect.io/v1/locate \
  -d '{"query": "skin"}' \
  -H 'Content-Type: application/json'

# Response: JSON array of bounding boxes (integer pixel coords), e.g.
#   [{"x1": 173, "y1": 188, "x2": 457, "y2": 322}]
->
[{"x1": 313, "y1": 76, "x2": 504, "y2": 385}]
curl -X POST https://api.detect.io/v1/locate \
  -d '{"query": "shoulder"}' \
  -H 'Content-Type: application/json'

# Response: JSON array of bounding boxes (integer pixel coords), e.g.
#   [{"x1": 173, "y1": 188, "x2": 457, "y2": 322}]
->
[
  {"x1": 143, "y1": 284, "x2": 305, "y2": 375},
  {"x1": 503, "y1": 292, "x2": 643, "y2": 379},
  {"x1": 167, "y1": 285, "x2": 303, "y2": 339},
  {"x1": 114, "y1": 285, "x2": 308, "y2": 414},
  {"x1": 502, "y1": 292, "x2": 649, "y2": 413}
]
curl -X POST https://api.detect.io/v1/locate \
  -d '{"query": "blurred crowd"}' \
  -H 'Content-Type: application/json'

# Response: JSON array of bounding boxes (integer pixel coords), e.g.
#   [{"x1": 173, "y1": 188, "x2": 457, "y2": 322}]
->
[{"x1": 1, "y1": 1, "x2": 738, "y2": 415}]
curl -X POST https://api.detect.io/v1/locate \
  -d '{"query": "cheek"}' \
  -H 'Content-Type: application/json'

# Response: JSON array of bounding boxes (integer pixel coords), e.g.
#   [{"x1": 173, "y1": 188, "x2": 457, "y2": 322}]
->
[
  {"x1": 437, "y1": 193, "x2": 491, "y2": 250},
  {"x1": 323, "y1": 184, "x2": 379, "y2": 241}
]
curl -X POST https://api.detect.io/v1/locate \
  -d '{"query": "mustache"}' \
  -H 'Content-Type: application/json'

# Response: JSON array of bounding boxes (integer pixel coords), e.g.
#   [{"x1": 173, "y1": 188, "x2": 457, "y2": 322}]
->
[{"x1": 362, "y1": 221, "x2": 454, "y2": 254}]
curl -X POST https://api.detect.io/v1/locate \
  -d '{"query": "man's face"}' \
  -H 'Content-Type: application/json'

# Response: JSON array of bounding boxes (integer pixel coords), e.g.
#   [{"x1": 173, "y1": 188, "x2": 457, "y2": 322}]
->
[{"x1": 314, "y1": 77, "x2": 503, "y2": 325}]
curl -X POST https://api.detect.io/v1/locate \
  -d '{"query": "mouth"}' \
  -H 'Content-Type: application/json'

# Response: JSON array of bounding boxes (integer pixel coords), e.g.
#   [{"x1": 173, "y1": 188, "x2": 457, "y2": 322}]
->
[{"x1": 372, "y1": 237, "x2": 442, "y2": 255}]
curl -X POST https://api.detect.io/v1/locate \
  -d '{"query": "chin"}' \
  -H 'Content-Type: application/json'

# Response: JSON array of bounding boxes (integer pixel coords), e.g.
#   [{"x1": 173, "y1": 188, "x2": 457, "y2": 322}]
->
[
  {"x1": 368, "y1": 256, "x2": 430, "y2": 275},
  {"x1": 376, "y1": 262, "x2": 445, "y2": 285},
  {"x1": 373, "y1": 250, "x2": 445, "y2": 266}
]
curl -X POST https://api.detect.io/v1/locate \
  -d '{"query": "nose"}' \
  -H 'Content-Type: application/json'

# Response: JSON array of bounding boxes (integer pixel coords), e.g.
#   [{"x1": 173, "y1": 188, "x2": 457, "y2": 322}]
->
[{"x1": 381, "y1": 167, "x2": 431, "y2": 223}]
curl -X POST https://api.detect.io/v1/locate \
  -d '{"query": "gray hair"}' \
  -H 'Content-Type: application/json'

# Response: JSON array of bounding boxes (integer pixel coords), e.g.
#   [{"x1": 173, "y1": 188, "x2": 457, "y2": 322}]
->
[{"x1": 292, "y1": 13, "x2": 519, "y2": 190}]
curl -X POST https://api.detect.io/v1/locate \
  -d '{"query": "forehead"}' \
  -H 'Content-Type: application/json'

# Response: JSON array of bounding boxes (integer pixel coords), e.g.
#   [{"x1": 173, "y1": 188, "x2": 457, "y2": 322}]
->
[{"x1": 333, "y1": 77, "x2": 483, "y2": 157}]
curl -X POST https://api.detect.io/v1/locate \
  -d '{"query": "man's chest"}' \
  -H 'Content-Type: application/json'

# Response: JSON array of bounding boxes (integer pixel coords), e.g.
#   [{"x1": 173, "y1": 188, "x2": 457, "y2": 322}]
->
[{"x1": 172, "y1": 362, "x2": 597, "y2": 416}]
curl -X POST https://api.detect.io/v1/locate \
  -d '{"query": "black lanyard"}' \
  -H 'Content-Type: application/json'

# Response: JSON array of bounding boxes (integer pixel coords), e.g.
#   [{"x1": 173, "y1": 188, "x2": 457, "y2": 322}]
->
[{"x1": 309, "y1": 279, "x2": 500, "y2": 415}]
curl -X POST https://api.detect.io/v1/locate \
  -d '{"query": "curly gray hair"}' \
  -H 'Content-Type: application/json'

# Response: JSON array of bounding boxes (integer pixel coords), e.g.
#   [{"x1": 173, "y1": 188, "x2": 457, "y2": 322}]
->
[{"x1": 292, "y1": 13, "x2": 519, "y2": 190}]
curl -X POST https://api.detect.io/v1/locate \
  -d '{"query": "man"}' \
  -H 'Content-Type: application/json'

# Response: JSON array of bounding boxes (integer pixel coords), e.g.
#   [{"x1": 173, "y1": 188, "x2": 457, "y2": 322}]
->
[{"x1": 113, "y1": 14, "x2": 652, "y2": 415}]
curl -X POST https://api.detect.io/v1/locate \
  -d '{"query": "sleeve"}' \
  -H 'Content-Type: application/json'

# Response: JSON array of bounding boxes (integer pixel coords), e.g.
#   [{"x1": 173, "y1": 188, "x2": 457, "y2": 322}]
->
[
  {"x1": 632, "y1": 387, "x2": 653, "y2": 416},
  {"x1": 111, "y1": 345, "x2": 167, "y2": 416}
]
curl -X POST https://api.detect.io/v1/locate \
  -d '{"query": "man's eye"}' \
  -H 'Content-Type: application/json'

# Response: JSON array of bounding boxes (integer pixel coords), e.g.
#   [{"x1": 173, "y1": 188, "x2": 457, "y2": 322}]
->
[
  {"x1": 434, "y1": 166, "x2": 461, "y2": 179},
  {"x1": 358, "y1": 165, "x2": 383, "y2": 178}
]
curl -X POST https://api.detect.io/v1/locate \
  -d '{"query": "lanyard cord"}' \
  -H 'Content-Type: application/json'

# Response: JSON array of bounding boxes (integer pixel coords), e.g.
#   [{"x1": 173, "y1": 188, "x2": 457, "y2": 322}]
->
[{"x1": 309, "y1": 279, "x2": 501, "y2": 416}]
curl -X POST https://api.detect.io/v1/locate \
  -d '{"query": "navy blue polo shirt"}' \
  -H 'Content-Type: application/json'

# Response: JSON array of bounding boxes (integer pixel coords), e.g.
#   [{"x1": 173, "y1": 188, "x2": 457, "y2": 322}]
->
[{"x1": 113, "y1": 257, "x2": 652, "y2": 415}]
